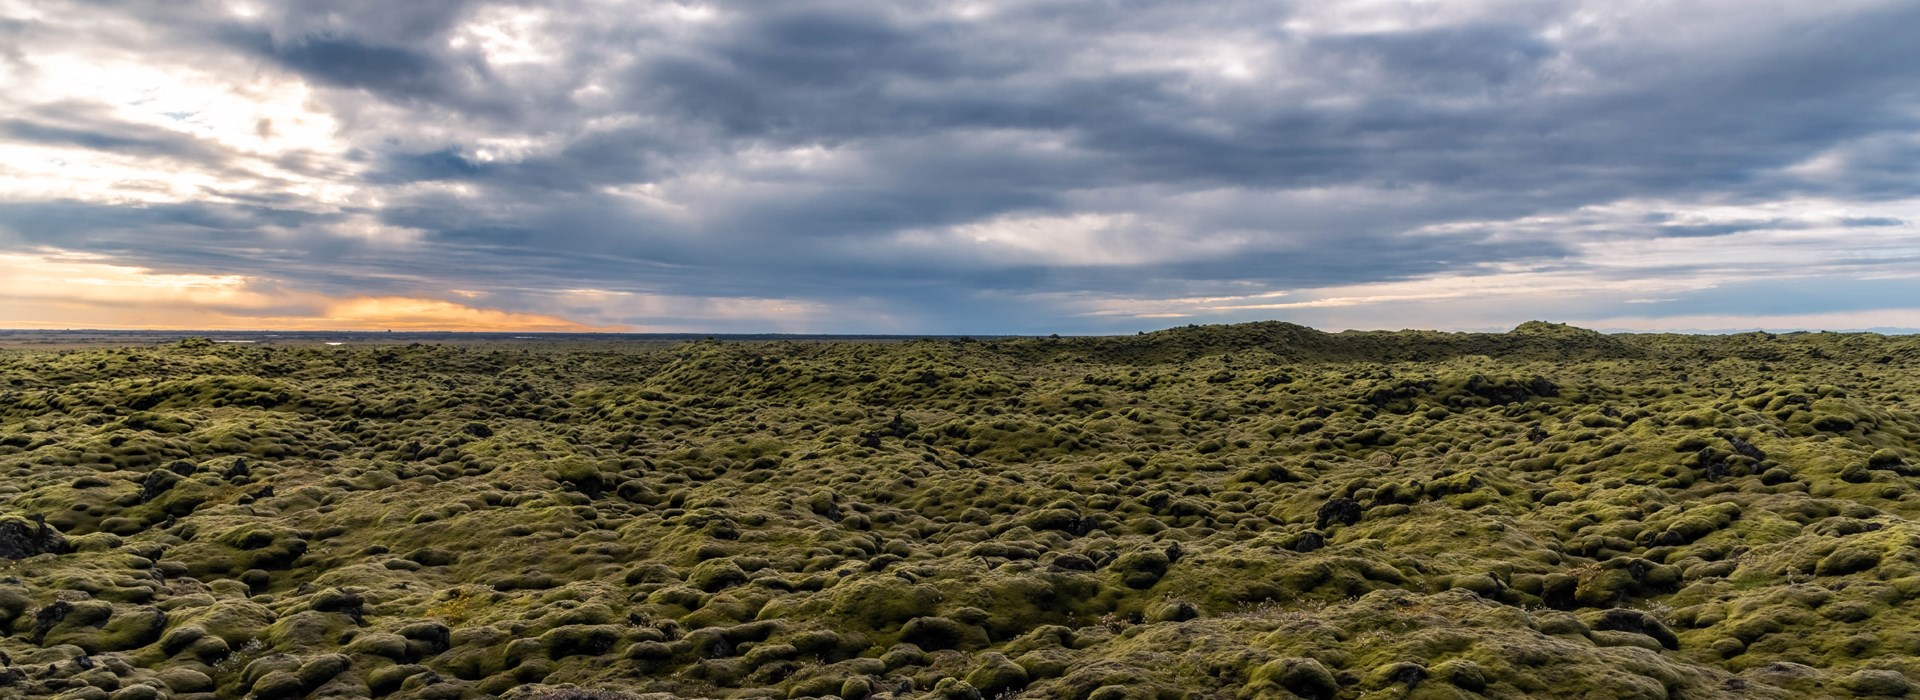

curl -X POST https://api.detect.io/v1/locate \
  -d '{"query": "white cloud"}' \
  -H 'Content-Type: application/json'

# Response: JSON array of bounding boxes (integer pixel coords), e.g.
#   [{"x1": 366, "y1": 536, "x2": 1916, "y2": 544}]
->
[
  {"x1": 1573, "y1": 310, "x2": 1920, "y2": 334},
  {"x1": 452, "y1": 6, "x2": 559, "y2": 67},
  {"x1": 891, "y1": 212, "x2": 1250, "y2": 266},
  {"x1": 1043, "y1": 194, "x2": 1920, "y2": 329},
  {"x1": 0, "y1": 12, "x2": 360, "y2": 210}
]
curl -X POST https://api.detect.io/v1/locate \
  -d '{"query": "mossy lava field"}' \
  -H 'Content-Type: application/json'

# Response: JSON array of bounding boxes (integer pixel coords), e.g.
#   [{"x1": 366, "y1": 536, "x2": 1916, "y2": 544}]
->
[{"x1": 6, "y1": 322, "x2": 1920, "y2": 700}]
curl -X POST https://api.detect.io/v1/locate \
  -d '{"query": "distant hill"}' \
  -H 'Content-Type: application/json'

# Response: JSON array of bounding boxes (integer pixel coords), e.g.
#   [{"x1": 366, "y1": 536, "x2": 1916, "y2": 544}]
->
[
  {"x1": 991, "y1": 319, "x2": 1920, "y2": 365},
  {"x1": 991, "y1": 320, "x2": 1639, "y2": 363}
]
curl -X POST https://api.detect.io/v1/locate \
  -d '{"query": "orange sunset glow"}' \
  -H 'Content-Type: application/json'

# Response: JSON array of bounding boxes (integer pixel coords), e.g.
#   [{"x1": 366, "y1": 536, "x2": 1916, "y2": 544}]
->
[{"x1": 0, "y1": 252, "x2": 612, "y2": 331}]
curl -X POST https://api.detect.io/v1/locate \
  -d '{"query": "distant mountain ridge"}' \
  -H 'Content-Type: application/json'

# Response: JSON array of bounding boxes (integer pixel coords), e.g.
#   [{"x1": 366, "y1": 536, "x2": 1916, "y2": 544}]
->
[{"x1": 996, "y1": 320, "x2": 1920, "y2": 364}]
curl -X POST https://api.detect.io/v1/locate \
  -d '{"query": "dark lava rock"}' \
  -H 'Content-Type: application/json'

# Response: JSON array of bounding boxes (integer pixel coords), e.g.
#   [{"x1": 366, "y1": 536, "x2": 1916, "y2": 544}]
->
[
  {"x1": 1315, "y1": 498, "x2": 1363, "y2": 529},
  {"x1": 1594, "y1": 608, "x2": 1679, "y2": 650},
  {"x1": 1725, "y1": 434, "x2": 1767, "y2": 461},
  {"x1": 138, "y1": 470, "x2": 179, "y2": 504},
  {"x1": 0, "y1": 516, "x2": 66, "y2": 560},
  {"x1": 30, "y1": 600, "x2": 71, "y2": 643}
]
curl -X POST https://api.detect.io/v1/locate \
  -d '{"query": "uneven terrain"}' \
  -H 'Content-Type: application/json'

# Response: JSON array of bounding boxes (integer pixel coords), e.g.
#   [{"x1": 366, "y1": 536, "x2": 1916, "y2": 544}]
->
[{"x1": 3, "y1": 322, "x2": 1920, "y2": 699}]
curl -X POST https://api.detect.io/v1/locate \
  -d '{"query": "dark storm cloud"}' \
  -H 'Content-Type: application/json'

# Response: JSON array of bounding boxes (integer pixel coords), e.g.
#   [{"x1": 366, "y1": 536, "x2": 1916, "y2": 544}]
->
[
  {"x1": 0, "y1": 99, "x2": 244, "y2": 165},
  {"x1": 0, "y1": 200, "x2": 347, "y2": 276},
  {"x1": 1311, "y1": 23, "x2": 1557, "y2": 91},
  {"x1": 6, "y1": 0, "x2": 1920, "y2": 332},
  {"x1": 264, "y1": 37, "x2": 457, "y2": 98},
  {"x1": 0, "y1": 118, "x2": 217, "y2": 161},
  {"x1": 376, "y1": 149, "x2": 491, "y2": 183}
]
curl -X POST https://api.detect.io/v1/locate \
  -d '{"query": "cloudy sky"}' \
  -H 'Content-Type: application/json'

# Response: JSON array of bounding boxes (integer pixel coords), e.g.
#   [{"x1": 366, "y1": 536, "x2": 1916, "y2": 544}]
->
[{"x1": 2, "y1": 0, "x2": 1918, "y2": 334}]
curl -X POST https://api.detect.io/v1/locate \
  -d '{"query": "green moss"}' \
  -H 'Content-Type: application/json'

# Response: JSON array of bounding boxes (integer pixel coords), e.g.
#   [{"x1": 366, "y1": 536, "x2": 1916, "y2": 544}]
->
[
  {"x1": 345, "y1": 631, "x2": 409, "y2": 660},
  {"x1": 963, "y1": 652, "x2": 1030, "y2": 696},
  {"x1": 4, "y1": 328, "x2": 1920, "y2": 697},
  {"x1": 175, "y1": 599, "x2": 276, "y2": 647},
  {"x1": 1817, "y1": 547, "x2": 1883, "y2": 576},
  {"x1": 249, "y1": 669, "x2": 307, "y2": 700},
  {"x1": 1111, "y1": 549, "x2": 1170, "y2": 589},
  {"x1": 900, "y1": 616, "x2": 990, "y2": 651},
  {"x1": 1842, "y1": 669, "x2": 1913, "y2": 697},
  {"x1": 1247, "y1": 658, "x2": 1337, "y2": 700}
]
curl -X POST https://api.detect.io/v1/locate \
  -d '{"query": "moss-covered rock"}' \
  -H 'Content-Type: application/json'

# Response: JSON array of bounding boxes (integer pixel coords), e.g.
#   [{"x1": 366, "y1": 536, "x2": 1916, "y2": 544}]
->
[{"x1": 1, "y1": 326, "x2": 1919, "y2": 698}]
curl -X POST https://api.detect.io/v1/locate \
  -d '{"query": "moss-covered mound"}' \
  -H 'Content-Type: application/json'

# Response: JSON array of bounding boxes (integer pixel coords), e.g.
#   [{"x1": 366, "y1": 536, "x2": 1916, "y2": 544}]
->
[{"x1": 0, "y1": 324, "x2": 1917, "y2": 698}]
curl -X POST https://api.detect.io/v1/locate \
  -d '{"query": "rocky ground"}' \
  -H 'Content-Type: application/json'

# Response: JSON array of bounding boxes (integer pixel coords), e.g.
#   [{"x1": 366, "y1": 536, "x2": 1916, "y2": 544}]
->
[{"x1": 2, "y1": 322, "x2": 1919, "y2": 699}]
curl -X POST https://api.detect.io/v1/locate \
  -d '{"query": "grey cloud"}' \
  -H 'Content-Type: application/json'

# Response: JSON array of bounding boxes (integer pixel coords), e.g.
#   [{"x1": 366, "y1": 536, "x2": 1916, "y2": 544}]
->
[
  {"x1": 267, "y1": 36, "x2": 459, "y2": 98},
  {"x1": 1653, "y1": 220, "x2": 1801, "y2": 239},
  {"x1": 1311, "y1": 23, "x2": 1558, "y2": 90},
  {"x1": 0, "y1": 118, "x2": 218, "y2": 161},
  {"x1": 261, "y1": 1, "x2": 486, "y2": 44},
  {"x1": 375, "y1": 150, "x2": 491, "y2": 183},
  {"x1": 6, "y1": 0, "x2": 1920, "y2": 332}
]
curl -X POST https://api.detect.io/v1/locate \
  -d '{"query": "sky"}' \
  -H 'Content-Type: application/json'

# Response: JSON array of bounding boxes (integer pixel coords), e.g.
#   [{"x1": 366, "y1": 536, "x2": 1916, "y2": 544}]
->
[{"x1": 2, "y1": 0, "x2": 1919, "y2": 334}]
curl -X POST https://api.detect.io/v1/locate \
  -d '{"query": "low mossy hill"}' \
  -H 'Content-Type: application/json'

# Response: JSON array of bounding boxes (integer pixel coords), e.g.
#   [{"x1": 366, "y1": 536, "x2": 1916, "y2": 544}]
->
[
  {"x1": 990, "y1": 320, "x2": 1638, "y2": 364},
  {"x1": 995, "y1": 320, "x2": 1920, "y2": 366},
  {"x1": 0, "y1": 325, "x2": 1918, "y2": 699}
]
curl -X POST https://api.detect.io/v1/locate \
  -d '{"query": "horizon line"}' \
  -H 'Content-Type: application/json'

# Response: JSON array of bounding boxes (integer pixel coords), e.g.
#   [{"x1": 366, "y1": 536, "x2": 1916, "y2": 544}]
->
[{"x1": 5, "y1": 323, "x2": 1920, "y2": 338}]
